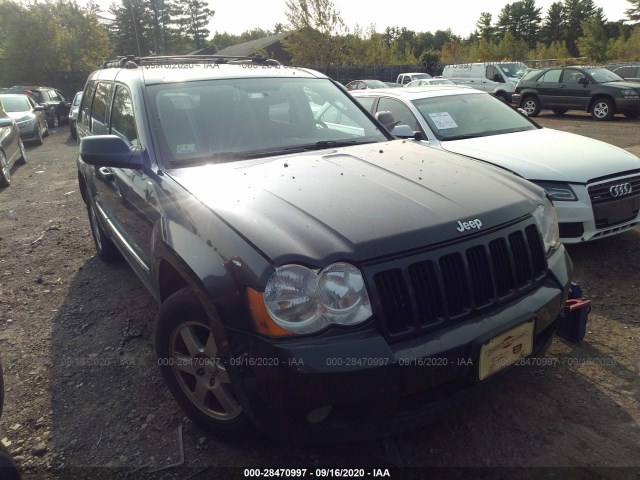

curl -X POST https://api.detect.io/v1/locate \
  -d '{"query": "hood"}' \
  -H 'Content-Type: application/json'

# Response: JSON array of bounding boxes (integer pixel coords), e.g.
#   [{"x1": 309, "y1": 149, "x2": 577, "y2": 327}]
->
[
  {"x1": 440, "y1": 128, "x2": 640, "y2": 184},
  {"x1": 601, "y1": 81, "x2": 640, "y2": 90},
  {"x1": 5, "y1": 112, "x2": 33, "y2": 122},
  {"x1": 167, "y1": 141, "x2": 544, "y2": 265}
]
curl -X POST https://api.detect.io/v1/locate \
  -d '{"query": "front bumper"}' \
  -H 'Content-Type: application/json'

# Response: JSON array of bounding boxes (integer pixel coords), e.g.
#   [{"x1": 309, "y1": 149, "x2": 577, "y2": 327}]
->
[
  {"x1": 614, "y1": 97, "x2": 640, "y2": 114},
  {"x1": 17, "y1": 123, "x2": 39, "y2": 142},
  {"x1": 554, "y1": 183, "x2": 640, "y2": 243},
  {"x1": 511, "y1": 93, "x2": 522, "y2": 106},
  {"x1": 224, "y1": 246, "x2": 572, "y2": 440}
]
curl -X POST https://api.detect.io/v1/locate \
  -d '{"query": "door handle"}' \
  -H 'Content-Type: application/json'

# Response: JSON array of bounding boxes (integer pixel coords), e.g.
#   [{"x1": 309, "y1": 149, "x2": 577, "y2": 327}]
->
[{"x1": 98, "y1": 166, "x2": 115, "y2": 181}]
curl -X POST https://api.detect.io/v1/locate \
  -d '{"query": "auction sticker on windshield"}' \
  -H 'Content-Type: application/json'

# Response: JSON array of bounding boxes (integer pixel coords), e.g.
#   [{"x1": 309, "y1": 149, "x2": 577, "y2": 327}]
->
[
  {"x1": 429, "y1": 112, "x2": 458, "y2": 129},
  {"x1": 478, "y1": 320, "x2": 534, "y2": 380}
]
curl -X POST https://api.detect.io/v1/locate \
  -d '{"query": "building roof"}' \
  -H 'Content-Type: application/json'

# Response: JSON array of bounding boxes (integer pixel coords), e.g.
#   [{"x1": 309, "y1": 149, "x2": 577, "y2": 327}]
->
[{"x1": 215, "y1": 32, "x2": 289, "y2": 56}]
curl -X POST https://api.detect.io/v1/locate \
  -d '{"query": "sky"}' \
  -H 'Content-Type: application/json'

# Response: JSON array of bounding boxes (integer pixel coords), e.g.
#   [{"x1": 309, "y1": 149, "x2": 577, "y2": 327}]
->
[{"x1": 207, "y1": 0, "x2": 632, "y2": 36}]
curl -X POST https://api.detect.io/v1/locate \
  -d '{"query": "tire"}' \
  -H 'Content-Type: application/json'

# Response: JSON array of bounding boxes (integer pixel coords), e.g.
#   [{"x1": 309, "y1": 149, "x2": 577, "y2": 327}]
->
[
  {"x1": 0, "y1": 151, "x2": 11, "y2": 187},
  {"x1": 521, "y1": 96, "x2": 541, "y2": 117},
  {"x1": 623, "y1": 112, "x2": 640, "y2": 119},
  {"x1": 70, "y1": 123, "x2": 77, "y2": 140},
  {"x1": 591, "y1": 97, "x2": 614, "y2": 121},
  {"x1": 0, "y1": 442, "x2": 21, "y2": 480},
  {"x1": 17, "y1": 139, "x2": 26, "y2": 164},
  {"x1": 552, "y1": 109, "x2": 568, "y2": 115},
  {"x1": 495, "y1": 92, "x2": 508, "y2": 103},
  {"x1": 85, "y1": 189, "x2": 120, "y2": 262},
  {"x1": 49, "y1": 113, "x2": 59, "y2": 129},
  {"x1": 155, "y1": 287, "x2": 253, "y2": 439},
  {"x1": 35, "y1": 123, "x2": 44, "y2": 145}
]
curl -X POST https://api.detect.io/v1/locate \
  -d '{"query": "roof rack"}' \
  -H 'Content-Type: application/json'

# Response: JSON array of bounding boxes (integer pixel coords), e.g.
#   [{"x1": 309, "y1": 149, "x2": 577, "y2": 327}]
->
[{"x1": 100, "y1": 54, "x2": 281, "y2": 70}]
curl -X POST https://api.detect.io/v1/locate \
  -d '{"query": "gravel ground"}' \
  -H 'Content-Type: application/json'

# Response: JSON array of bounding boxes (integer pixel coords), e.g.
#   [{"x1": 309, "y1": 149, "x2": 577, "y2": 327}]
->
[{"x1": 0, "y1": 113, "x2": 639, "y2": 479}]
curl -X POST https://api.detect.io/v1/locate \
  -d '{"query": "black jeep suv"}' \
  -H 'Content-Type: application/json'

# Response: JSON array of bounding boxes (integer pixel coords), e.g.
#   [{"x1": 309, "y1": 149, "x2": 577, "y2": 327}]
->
[
  {"x1": 512, "y1": 66, "x2": 640, "y2": 120},
  {"x1": 76, "y1": 55, "x2": 572, "y2": 440}
]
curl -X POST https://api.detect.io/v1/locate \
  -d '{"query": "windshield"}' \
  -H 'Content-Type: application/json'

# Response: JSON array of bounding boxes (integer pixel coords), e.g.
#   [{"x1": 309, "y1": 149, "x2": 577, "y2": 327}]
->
[
  {"x1": 412, "y1": 93, "x2": 536, "y2": 141},
  {"x1": 0, "y1": 95, "x2": 31, "y2": 112},
  {"x1": 411, "y1": 73, "x2": 432, "y2": 80},
  {"x1": 585, "y1": 68, "x2": 624, "y2": 83},
  {"x1": 148, "y1": 77, "x2": 388, "y2": 166},
  {"x1": 498, "y1": 62, "x2": 528, "y2": 78}
]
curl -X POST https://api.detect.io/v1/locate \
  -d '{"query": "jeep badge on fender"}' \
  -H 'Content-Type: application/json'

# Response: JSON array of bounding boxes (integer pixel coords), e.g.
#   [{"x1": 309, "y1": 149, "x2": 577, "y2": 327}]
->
[{"x1": 456, "y1": 219, "x2": 483, "y2": 232}]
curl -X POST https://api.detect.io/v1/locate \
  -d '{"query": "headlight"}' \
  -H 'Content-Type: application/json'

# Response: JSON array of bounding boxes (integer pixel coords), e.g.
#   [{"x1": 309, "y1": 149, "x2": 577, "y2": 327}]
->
[
  {"x1": 533, "y1": 181, "x2": 578, "y2": 201},
  {"x1": 263, "y1": 263, "x2": 372, "y2": 334},
  {"x1": 532, "y1": 197, "x2": 560, "y2": 255},
  {"x1": 17, "y1": 119, "x2": 35, "y2": 127},
  {"x1": 621, "y1": 89, "x2": 639, "y2": 98}
]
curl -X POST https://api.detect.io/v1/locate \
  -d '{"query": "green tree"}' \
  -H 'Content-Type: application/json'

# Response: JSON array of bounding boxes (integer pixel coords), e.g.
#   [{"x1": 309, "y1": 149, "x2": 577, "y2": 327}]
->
[
  {"x1": 563, "y1": 0, "x2": 601, "y2": 56},
  {"x1": 577, "y1": 16, "x2": 608, "y2": 61},
  {"x1": 608, "y1": 25, "x2": 640, "y2": 59},
  {"x1": 626, "y1": 0, "x2": 640, "y2": 23},
  {"x1": 283, "y1": 0, "x2": 346, "y2": 66},
  {"x1": 474, "y1": 12, "x2": 495, "y2": 41},
  {"x1": 0, "y1": 0, "x2": 109, "y2": 84},
  {"x1": 540, "y1": 2, "x2": 566, "y2": 45},
  {"x1": 108, "y1": 0, "x2": 153, "y2": 56},
  {"x1": 170, "y1": 0, "x2": 214, "y2": 50}
]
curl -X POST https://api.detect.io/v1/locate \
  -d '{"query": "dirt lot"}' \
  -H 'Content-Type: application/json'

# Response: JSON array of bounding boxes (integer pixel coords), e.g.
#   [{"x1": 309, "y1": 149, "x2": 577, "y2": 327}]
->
[{"x1": 0, "y1": 112, "x2": 639, "y2": 479}]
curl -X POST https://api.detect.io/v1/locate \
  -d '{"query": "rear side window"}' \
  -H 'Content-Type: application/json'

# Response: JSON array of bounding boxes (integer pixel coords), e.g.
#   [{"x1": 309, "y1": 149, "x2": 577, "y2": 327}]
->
[
  {"x1": 377, "y1": 97, "x2": 420, "y2": 131},
  {"x1": 91, "y1": 82, "x2": 113, "y2": 135},
  {"x1": 48, "y1": 90, "x2": 60, "y2": 101},
  {"x1": 539, "y1": 69, "x2": 562, "y2": 83},
  {"x1": 78, "y1": 81, "x2": 96, "y2": 129},
  {"x1": 110, "y1": 85, "x2": 138, "y2": 146}
]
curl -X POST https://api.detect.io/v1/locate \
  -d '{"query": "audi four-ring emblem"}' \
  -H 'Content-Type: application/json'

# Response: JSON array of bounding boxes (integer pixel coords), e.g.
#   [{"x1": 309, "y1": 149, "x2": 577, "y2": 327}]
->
[{"x1": 609, "y1": 183, "x2": 632, "y2": 198}]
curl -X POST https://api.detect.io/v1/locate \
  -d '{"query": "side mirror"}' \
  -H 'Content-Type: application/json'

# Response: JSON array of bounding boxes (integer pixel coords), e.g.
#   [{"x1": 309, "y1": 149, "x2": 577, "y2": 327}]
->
[
  {"x1": 578, "y1": 77, "x2": 588, "y2": 85},
  {"x1": 80, "y1": 135, "x2": 146, "y2": 169},
  {"x1": 34, "y1": 105, "x2": 45, "y2": 112},
  {"x1": 0, "y1": 117, "x2": 13, "y2": 128},
  {"x1": 391, "y1": 124, "x2": 416, "y2": 138},
  {"x1": 375, "y1": 111, "x2": 398, "y2": 130}
]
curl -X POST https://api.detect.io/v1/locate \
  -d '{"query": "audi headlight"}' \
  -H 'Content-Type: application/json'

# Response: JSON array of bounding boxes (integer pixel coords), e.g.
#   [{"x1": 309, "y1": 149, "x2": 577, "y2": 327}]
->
[
  {"x1": 533, "y1": 181, "x2": 578, "y2": 201},
  {"x1": 263, "y1": 263, "x2": 372, "y2": 334},
  {"x1": 621, "y1": 89, "x2": 640, "y2": 98},
  {"x1": 532, "y1": 197, "x2": 560, "y2": 255}
]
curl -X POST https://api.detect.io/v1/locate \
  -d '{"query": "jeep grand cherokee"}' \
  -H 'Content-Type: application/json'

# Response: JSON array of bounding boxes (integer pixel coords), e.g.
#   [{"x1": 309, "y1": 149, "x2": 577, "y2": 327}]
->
[{"x1": 76, "y1": 55, "x2": 572, "y2": 440}]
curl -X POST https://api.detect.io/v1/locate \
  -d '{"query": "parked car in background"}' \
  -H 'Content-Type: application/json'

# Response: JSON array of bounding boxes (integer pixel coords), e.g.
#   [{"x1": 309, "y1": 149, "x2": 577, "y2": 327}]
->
[
  {"x1": 396, "y1": 72, "x2": 432, "y2": 86},
  {"x1": 383, "y1": 82, "x2": 403, "y2": 88},
  {"x1": 406, "y1": 78, "x2": 456, "y2": 87},
  {"x1": 76, "y1": 55, "x2": 571, "y2": 440},
  {"x1": 511, "y1": 66, "x2": 640, "y2": 120},
  {"x1": 0, "y1": 108, "x2": 26, "y2": 187},
  {"x1": 353, "y1": 85, "x2": 640, "y2": 243},
  {"x1": 345, "y1": 79, "x2": 388, "y2": 91},
  {"x1": 0, "y1": 93, "x2": 48, "y2": 145},
  {"x1": 6, "y1": 86, "x2": 71, "y2": 128},
  {"x1": 610, "y1": 65, "x2": 640, "y2": 82},
  {"x1": 441, "y1": 62, "x2": 527, "y2": 102},
  {"x1": 69, "y1": 91, "x2": 83, "y2": 140}
]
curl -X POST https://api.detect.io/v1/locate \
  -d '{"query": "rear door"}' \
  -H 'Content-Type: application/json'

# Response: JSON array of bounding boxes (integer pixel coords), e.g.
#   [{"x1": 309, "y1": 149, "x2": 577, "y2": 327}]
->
[{"x1": 535, "y1": 68, "x2": 563, "y2": 107}]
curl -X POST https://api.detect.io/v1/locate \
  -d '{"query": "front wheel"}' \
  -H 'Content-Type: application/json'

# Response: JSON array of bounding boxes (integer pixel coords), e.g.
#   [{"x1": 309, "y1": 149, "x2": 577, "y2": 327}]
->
[
  {"x1": 0, "y1": 151, "x2": 11, "y2": 187},
  {"x1": 17, "y1": 139, "x2": 26, "y2": 164},
  {"x1": 521, "y1": 96, "x2": 541, "y2": 117},
  {"x1": 155, "y1": 287, "x2": 254, "y2": 439},
  {"x1": 591, "y1": 98, "x2": 614, "y2": 121}
]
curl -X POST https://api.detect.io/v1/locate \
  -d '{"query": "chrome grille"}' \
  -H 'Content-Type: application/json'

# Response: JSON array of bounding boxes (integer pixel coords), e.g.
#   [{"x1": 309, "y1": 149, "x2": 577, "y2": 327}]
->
[{"x1": 588, "y1": 174, "x2": 640, "y2": 205}]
